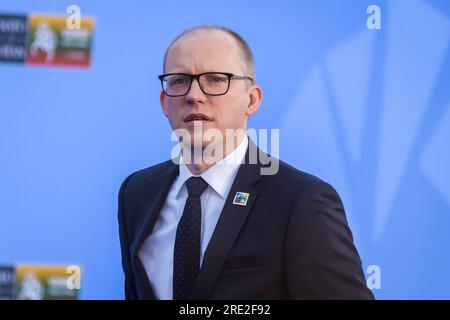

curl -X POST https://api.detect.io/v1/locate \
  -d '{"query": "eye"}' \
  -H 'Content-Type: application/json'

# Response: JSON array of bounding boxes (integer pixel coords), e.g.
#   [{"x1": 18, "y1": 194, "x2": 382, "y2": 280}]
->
[
  {"x1": 168, "y1": 76, "x2": 189, "y2": 86},
  {"x1": 209, "y1": 75, "x2": 227, "y2": 83}
]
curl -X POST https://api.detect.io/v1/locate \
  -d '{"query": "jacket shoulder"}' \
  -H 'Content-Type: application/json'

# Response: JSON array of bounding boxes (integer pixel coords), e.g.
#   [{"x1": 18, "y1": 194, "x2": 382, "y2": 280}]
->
[
  {"x1": 124, "y1": 159, "x2": 177, "y2": 185},
  {"x1": 270, "y1": 158, "x2": 333, "y2": 192}
]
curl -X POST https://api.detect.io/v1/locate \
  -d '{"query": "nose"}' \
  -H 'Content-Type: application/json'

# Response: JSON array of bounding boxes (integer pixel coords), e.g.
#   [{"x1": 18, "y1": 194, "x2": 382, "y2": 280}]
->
[{"x1": 186, "y1": 78, "x2": 207, "y2": 104}]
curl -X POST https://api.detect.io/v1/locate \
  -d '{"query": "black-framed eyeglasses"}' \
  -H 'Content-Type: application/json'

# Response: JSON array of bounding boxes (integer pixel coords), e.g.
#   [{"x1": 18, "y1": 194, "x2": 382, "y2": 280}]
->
[{"x1": 158, "y1": 72, "x2": 254, "y2": 97}]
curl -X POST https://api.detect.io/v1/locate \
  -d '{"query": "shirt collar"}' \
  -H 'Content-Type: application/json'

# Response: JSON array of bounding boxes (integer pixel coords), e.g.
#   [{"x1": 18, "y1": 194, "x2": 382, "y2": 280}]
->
[{"x1": 174, "y1": 135, "x2": 248, "y2": 199}]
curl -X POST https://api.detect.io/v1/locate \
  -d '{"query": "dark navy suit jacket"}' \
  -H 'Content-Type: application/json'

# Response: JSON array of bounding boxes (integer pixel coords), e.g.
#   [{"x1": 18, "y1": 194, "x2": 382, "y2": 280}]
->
[{"x1": 118, "y1": 140, "x2": 374, "y2": 299}]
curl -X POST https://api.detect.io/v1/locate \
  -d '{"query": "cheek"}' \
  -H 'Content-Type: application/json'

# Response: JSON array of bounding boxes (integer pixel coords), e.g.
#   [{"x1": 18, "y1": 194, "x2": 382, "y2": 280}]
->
[
  {"x1": 227, "y1": 93, "x2": 248, "y2": 115},
  {"x1": 214, "y1": 96, "x2": 248, "y2": 126},
  {"x1": 164, "y1": 103, "x2": 184, "y2": 129},
  {"x1": 165, "y1": 100, "x2": 182, "y2": 118}
]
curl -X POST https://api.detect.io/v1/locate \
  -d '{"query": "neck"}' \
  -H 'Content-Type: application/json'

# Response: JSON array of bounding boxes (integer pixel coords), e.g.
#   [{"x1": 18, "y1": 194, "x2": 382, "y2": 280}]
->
[
  {"x1": 183, "y1": 134, "x2": 246, "y2": 175},
  {"x1": 185, "y1": 163, "x2": 212, "y2": 176}
]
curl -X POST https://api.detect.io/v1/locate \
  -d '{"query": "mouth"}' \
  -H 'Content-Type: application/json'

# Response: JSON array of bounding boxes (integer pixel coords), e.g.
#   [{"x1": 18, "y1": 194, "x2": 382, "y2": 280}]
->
[{"x1": 184, "y1": 113, "x2": 212, "y2": 123}]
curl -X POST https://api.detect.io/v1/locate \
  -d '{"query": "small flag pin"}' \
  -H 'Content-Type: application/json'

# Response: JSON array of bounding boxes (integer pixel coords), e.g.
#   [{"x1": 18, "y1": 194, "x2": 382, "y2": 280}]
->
[{"x1": 233, "y1": 192, "x2": 250, "y2": 206}]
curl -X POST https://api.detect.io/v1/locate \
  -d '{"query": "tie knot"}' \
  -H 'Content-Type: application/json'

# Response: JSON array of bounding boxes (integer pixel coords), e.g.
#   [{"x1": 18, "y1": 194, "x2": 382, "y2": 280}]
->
[{"x1": 185, "y1": 177, "x2": 208, "y2": 197}]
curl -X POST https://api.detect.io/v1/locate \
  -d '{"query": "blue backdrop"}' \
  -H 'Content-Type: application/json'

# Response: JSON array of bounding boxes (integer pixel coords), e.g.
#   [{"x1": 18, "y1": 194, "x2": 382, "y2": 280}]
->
[{"x1": 1, "y1": 0, "x2": 449, "y2": 299}]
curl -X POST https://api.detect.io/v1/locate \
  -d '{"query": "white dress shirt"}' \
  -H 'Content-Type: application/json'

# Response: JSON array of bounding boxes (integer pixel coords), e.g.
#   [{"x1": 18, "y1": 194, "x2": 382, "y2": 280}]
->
[{"x1": 138, "y1": 136, "x2": 248, "y2": 300}]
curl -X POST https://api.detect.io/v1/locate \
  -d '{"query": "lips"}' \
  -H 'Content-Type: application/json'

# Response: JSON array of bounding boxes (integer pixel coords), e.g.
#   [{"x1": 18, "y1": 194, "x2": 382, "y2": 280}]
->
[{"x1": 184, "y1": 113, "x2": 212, "y2": 122}]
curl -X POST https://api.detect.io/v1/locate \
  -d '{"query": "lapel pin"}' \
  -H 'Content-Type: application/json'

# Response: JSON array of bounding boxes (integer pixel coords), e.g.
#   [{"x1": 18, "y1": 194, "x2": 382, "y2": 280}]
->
[{"x1": 233, "y1": 192, "x2": 250, "y2": 206}]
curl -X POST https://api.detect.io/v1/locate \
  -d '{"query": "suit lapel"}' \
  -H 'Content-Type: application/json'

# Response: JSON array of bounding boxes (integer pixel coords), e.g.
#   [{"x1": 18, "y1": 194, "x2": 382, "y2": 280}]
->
[
  {"x1": 128, "y1": 140, "x2": 269, "y2": 300},
  {"x1": 191, "y1": 141, "x2": 264, "y2": 299},
  {"x1": 130, "y1": 161, "x2": 179, "y2": 299}
]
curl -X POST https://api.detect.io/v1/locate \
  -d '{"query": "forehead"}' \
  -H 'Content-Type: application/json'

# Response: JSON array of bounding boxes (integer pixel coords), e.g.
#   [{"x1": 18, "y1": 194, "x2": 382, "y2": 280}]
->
[{"x1": 165, "y1": 30, "x2": 244, "y2": 73}]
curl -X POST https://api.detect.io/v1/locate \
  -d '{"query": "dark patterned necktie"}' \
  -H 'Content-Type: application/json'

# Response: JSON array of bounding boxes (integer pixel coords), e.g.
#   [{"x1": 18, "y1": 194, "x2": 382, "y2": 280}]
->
[{"x1": 173, "y1": 176, "x2": 208, "y2": 300}]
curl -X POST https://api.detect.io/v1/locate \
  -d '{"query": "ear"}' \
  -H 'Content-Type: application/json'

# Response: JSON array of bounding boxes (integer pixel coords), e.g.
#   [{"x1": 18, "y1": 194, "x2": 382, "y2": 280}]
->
[
  {"x1": 246, "y1": 84, "x2": 263, "y2": 116},
  {"x1": 160, "y1": 90, "x2": 169, "y2": 117}
]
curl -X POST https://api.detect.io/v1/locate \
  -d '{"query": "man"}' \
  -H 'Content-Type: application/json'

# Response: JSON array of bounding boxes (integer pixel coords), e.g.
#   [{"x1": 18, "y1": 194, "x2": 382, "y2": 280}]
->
[{"x1": 118, "y1": 25, "x2": 374, "y2": 300}]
